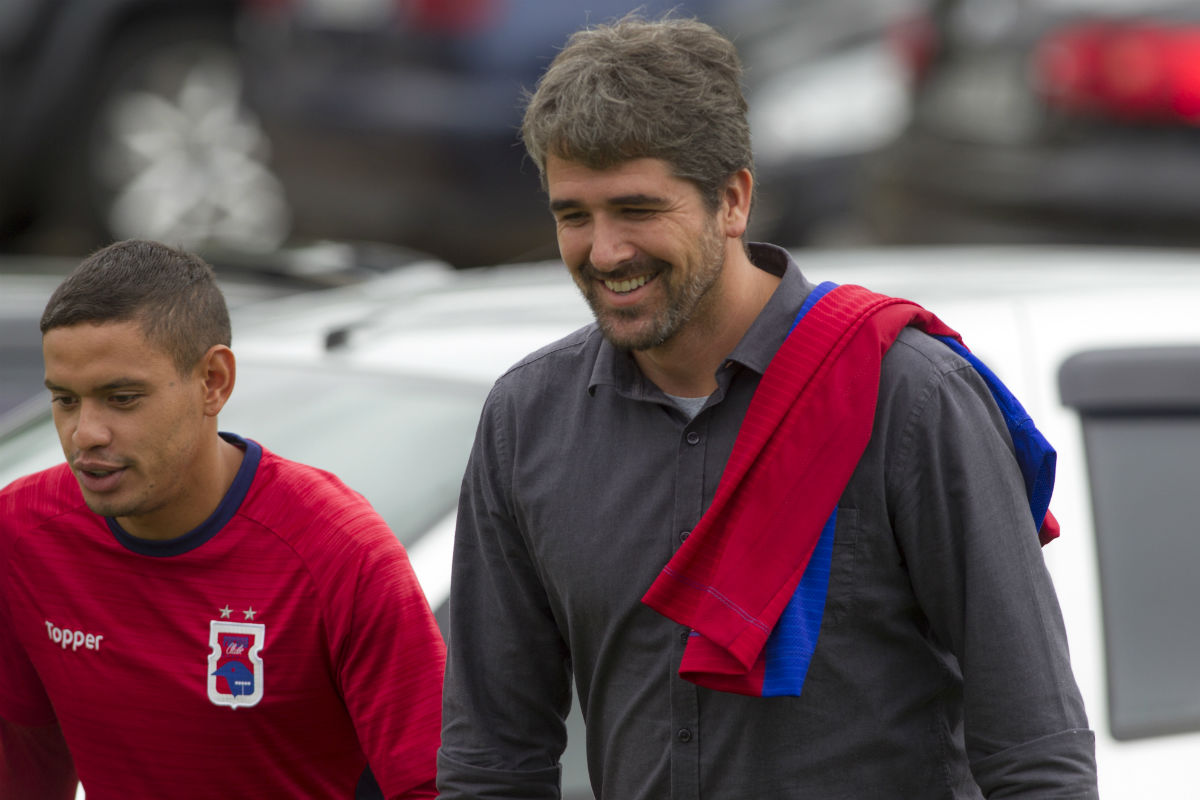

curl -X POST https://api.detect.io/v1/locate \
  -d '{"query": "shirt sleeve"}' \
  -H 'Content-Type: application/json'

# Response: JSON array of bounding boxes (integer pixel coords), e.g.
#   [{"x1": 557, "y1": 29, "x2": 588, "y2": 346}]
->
[
  {"x1": 0, "y1": 719, "x2": 78, "y2": 799},
  {"x1": 0, "y1": 586, "x2": 56, "y2": 729},
  {"x1": 334, "y1": 516, "x2": 446, "y2": 800},
  {"x1": 0, "y1": 484, "x2": 57, "y2": 728},
  {"x1": 884, "y1": 336, "x2": 1098, "y2": 797},
  {"x1": 436, "y1": 390, "x2": 573, "y2": 800},
  {"x1": 0, "y1": 482, "x2": 77, "y2": 797}
]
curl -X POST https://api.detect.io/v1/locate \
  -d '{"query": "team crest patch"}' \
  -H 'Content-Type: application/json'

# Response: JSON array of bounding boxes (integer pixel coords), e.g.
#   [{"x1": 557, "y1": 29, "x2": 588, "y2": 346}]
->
[{"x1": 207, "y1": 621, "x2": 265, "y2": 709}]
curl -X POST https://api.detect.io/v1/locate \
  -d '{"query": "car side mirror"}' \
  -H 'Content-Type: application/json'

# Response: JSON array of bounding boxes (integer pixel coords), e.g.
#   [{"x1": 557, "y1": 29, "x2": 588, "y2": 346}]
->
[{"x1": 1059, "y1": 345, "x2": 1200, "y2": 741}]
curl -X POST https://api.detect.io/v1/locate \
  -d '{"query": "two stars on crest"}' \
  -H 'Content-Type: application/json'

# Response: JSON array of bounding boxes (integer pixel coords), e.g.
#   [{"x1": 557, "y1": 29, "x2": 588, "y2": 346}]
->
[{"x1": 218, "y1": 605, "x2": 258, "y2": 621}]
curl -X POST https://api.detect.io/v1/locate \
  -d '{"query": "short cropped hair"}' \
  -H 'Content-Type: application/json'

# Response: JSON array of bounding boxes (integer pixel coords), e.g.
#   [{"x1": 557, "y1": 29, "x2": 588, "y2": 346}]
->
[
  {"x1": 521, "y1": 14, "x2": 753, "y2": 211},
  {"x1": 40, "y1": 240, "x2": 231, "y2": 375}
]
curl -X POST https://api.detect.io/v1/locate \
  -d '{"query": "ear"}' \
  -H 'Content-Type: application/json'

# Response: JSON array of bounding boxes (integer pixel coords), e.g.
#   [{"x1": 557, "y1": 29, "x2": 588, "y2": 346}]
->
[
  {"x1": 198, "y1": 345, "x2": 236, "y2": 417},
  {"x1": 719, "y1": 168, "x2": 754, "y2": 239}
]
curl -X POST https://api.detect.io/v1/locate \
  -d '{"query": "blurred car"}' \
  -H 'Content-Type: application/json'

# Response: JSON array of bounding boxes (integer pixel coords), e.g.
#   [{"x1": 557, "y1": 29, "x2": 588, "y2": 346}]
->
[
  {"x1": 6, "y1": 245, "x2": 1200, "y2": 798},
  {"x1": 0, "y1": 0, "x2": 916, "y2": 266},
  {"x1": 0, "y1": 256, "x2": 81, "y2": 415},
  {"x1": 0, "y1": 0, "x2": 289, "y2": 255},
  {"x1": 736, "y1": 0, "x2": 918, "y2": 247},
  {"x1": 233, "y1": 0, "x2": 654, "y2": 268},
  {"x1": 860, "y1": 0, "x2": 1200, "y2": 247},
  {"x1": 238, "y1": 0, "x2": 918, "y2": 262}
]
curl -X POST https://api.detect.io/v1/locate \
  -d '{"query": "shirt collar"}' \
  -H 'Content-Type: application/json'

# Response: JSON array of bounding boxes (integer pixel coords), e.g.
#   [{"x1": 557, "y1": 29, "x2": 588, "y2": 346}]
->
[
  {"x1": 586, "y1": 242, "x2": 816, "y2": 396},
  {"x1": 106, "y1": 432, "x2": 262, "y2": 557}
]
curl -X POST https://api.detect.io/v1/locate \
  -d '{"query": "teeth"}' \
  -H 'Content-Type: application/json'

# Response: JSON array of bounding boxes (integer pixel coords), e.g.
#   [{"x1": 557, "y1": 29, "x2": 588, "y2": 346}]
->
[{"x1": 604, "y1": 275, "x2": 650, "y2": 293}]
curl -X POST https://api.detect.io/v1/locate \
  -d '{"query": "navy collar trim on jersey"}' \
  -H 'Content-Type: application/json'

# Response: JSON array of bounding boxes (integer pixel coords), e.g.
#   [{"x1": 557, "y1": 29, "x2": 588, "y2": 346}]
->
[{"x1": 107, "y1": 432, "x2": 262, "y2": 558}]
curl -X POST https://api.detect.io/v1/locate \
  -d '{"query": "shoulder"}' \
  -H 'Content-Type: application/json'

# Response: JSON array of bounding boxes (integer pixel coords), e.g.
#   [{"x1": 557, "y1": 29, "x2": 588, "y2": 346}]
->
[
  {"x1": 886, "y1": 326, "x2": 970, "y2": 376},
  {"x1": 495, "y1": 323, "x2": 600, "y2": 387},
  {"x1": 1, "y1": 464, "x2": 82, "y2": 531},
  {"x1": 461, "y1": 323, "x2": 602, "y2": 482},
  {"x1": 240, "y1": 447, "x2": 399, "y2": 559},
  {"x1": 234, "y1": 448, "x2": 428, "y2": 613},
  {"x1": 0, "y1": 464, "x2": 84, "y2": 569},
  {"x1": 879, "y1": 327, "x2": 986, "y2": 406},
  {"x1": 483, "y1": 322, "x2": 602, "y2": 417},
  {"x1": 873, "y1": 324, "x2": 1018, "y2": 478},
  {"x1": 873, "y1": 325, "x2": 1008, "y2": 447}
]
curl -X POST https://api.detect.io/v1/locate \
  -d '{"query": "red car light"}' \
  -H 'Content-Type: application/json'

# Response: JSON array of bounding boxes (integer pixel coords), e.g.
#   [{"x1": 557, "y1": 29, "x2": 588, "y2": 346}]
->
[
  {"x1": 404, "y1": 0, "x2": 497, "y2": 34},
  {"x1": 889, "y1": 13, "x2": 939, "y2": 86},
  {"x1": 239, "y1": 0, "x2": 496, "y2": 33},
  {"x1": 1035, "y1": 21, "x2": 1200, "y2": 124}
]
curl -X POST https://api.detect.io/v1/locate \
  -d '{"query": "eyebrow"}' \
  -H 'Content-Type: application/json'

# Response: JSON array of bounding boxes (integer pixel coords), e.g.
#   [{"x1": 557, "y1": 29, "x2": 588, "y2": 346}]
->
[
  {"x1": 549, "y1": 193, "x2": 669, "y2": 213},
  {"x1": 44, "y1": 378, "x2": 148, "y2": 393}
]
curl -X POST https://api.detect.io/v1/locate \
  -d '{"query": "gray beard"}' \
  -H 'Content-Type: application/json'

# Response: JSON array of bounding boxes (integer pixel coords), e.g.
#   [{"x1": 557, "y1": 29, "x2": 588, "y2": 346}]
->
[{"x1": 587, "y1": 232, "x2": 725, "y2": 352}]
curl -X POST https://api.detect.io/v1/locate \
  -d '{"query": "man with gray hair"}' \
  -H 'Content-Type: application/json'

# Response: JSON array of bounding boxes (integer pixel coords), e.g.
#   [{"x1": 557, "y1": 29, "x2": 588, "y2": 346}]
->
[{"x1": 438, "y1": 15, "x2": 1097, "y2": 799}]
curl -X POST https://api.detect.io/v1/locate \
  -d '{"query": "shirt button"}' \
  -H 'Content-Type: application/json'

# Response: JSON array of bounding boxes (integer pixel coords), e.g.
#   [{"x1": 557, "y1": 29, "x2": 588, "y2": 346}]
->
[
  {"x1": 686, "y1": 431, "x2": 700, "y2": 445},
  {"x1": 677, "y1": 728, "x2": 693, "y2": 743},
  {"x1": 679, "y1": 530, "x2": 690, "y2": 542}
]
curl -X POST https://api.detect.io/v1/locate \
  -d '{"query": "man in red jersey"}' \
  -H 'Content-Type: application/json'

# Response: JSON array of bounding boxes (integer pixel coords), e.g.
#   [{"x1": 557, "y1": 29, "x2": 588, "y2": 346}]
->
[{"x1": 0, "y1": 240, "x2": 444, "y2": 799}]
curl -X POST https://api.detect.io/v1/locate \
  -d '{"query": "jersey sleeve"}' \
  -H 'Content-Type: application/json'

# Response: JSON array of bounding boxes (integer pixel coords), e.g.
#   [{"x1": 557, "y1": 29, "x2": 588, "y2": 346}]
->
[
  {"x1": 0, "y1": 479, "x2": 58, "y2": 727},
  {"x1": 0, "y1": 478, "x2": 78, "y2": 797},
  {"x1": 0, "y1": 718, "x2": 78, "y2": 799},
  {"x1": 330, "y1": 511, "x2": 445, "y2": 800},
  {"x1": 0, "y1": 603, "x2": 55, "y2": 728}
]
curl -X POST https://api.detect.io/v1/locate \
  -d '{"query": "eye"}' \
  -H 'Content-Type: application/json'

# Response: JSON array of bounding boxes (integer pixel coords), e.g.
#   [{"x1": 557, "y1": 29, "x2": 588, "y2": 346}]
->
[
  {"x1": 50, "y1": 394, "x2": 78, "y2": 410},
  {"x1": 109, "y1": 393, "x2": 142, "y2": 407},
  {"x1": 622, "y1": 207, "x2": 655, "y2": 219},
  {"x1": 556, "y1": 211, "x2": 589, "y2": 227}
]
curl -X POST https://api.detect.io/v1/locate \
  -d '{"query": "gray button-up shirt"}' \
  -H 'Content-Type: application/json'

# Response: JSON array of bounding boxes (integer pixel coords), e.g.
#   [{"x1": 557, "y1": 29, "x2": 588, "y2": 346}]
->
[{"x1": 438, "y1": 244, "x2": 1097, "y2": 799}]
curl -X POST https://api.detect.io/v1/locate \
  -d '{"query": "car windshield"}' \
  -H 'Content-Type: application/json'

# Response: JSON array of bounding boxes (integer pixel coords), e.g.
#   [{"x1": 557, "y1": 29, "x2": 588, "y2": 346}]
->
[{"x1": 0, "y1": 363, "x2": 488, "y2": 547}]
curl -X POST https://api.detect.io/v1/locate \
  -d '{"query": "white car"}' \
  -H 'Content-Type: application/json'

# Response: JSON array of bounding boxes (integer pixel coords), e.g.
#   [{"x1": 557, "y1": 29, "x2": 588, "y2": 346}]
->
[{"x1": 2, "y1": 245, "x2": 1198, "y2": 798}]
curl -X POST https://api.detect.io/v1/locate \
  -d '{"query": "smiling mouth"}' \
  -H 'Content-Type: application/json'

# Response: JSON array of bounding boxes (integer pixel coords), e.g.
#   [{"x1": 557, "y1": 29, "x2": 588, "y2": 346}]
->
[{"x1": 603, "y1": 274, "x2": 652, "y2": 294}]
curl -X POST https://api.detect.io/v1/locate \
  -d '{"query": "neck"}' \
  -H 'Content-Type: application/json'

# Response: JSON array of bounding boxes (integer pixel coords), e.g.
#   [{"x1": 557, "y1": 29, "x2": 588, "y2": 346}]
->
[
  {"x1": 634, "y1": 244, "x2": 780, "y2": 397},
  {"x1": 119, "y1": 434, "x2": 246, "y2": 541}
]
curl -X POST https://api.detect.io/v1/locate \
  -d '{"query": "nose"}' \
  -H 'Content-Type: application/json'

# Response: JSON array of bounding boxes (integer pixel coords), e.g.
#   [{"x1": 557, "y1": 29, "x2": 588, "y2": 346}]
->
[
  {"x1": 587, "y1": 215, "x2": 636, "y2": 272},
  {"x1": 71, "y1": 399, "x2": 112, "y2": 452}
]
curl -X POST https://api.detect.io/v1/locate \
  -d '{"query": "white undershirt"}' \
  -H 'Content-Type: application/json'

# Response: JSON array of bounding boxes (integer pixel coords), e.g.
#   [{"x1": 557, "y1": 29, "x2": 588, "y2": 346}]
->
[{"x1": 665, "y1": 393, "x2": 710, "y2": 421}]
